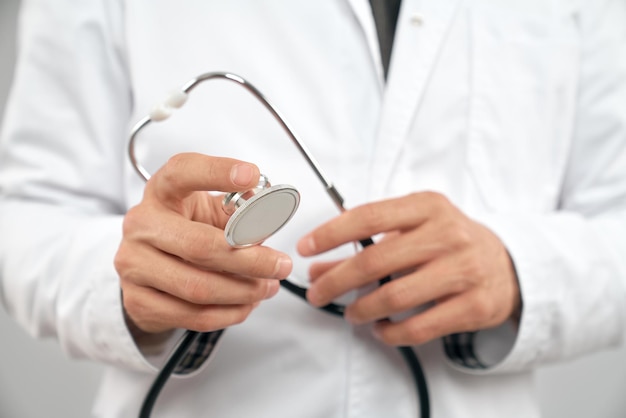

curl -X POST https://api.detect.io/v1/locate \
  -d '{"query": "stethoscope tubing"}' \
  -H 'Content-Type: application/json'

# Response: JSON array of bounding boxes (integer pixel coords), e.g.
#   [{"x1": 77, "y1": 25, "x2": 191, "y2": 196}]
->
[{"x1": 130, "y1": 72, "x2": 430, "y2": 418}]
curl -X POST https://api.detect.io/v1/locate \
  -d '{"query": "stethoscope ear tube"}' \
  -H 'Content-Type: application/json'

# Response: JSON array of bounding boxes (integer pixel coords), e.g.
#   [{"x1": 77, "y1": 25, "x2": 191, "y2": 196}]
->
[
  {"x1": 129, "y1": 72, "x2": 342, "y2": 206},
  {"x1": 130, "y1": 72, "x2": 429, "y2": 418}
]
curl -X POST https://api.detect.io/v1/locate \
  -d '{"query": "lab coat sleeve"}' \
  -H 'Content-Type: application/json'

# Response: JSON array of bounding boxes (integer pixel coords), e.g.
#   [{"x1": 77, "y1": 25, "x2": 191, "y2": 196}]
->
[
  {"x1": 449, "y1": 0, "x2": 626, "y2": 374},
  {"x1": 0, "y1": 0, "x2": 155, "y2": 373}
]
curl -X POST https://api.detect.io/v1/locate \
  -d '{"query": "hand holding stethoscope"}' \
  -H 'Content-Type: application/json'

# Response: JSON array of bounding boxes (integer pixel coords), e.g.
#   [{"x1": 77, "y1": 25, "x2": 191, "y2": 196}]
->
[
  {"x1": 118, "y1": 73, "x2": 427, "y2": 418},
  {"x1": 122, "y1": 72, "x2": 521, "y2": 418},
  {"x1": 115, "y1": 153, "x2": 291, "y2": 335},
  {"x1": 119, "y1": 73, "x2": 343, "y2": 337}
]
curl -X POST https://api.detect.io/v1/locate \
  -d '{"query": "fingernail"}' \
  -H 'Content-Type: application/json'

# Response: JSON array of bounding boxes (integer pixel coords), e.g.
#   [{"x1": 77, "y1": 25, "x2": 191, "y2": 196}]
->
[
  {"x1": 230, "y1": 164, "x2": 255, "y2": 187},
  {"x1": 274, "y1": 256, "x2": 292, "y2": 279},
  {"x1": 297, "y1": 235, "x2": 316, "y2": 255}
]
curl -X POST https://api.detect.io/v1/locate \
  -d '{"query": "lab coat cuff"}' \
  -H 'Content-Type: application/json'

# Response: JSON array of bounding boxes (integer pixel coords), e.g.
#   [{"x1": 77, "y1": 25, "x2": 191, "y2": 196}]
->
[
  {"x1": 83, "y1": 219, "x2": 222, "y2": 378},
  {"x1": 443, "y1": 214, "x2": 552, "y2": 375},
  {"x1": 89, "y1": 274, "x2": 223, "y2": 377},
  {"x1": 84, "y1": 233, "x2": 157, "y2": 373}
]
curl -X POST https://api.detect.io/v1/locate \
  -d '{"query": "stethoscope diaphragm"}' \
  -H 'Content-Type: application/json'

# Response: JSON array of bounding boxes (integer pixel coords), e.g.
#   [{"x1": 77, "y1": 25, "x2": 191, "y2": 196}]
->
[
  {"x1": 222, "y1": 174, "x2": 300, "y2": 247},
  {"x1": 128, "y1": 71, "x2": 429, "y2": 418}
]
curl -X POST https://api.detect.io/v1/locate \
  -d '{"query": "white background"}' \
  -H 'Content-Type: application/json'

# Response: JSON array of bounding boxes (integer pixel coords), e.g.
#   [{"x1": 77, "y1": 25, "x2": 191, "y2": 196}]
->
[{"x1": 1, "y1": 1, "x2": 625, "y2": 417}]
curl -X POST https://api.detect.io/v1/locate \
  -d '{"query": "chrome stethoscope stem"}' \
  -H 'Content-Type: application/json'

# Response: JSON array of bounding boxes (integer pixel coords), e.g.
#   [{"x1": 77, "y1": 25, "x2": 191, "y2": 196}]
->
[
  {"x1": 128, "y1": 116, "x2": 152, "y2": 181},
  {"x1": 131, "y1": 71, "x2": 430, "y2": 418},
  {"x1": 128, "y1": 72, "x2": 345, "y2": 212}
]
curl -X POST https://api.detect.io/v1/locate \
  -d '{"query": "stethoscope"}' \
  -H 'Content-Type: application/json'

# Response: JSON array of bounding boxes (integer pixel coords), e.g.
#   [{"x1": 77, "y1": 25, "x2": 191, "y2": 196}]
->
[{"x1": 128, "y1": 72, "x2": 430, "y2": 418}]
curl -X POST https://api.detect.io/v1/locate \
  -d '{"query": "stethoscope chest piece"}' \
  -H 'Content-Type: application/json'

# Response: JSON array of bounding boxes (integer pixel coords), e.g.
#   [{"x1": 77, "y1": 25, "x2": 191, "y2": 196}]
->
[
  {"x1": 131, "y1": 72, "x2": 429, "y2": 418},
  {"x1": 222, "y1": 174, "x2": 300, "y2": 247}
]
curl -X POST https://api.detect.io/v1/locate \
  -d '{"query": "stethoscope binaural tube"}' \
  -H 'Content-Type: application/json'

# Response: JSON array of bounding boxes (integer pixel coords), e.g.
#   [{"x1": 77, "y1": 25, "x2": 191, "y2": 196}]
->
[
  {"x1": 128, "y1": 72, "x2": 430, "y2": 418},
  {"x1": 129, "y1": 72, "x2": 345, "y2": 212}
]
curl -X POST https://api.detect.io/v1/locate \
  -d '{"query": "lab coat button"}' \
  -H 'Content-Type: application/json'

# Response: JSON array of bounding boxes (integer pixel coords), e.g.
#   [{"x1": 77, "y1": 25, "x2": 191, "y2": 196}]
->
[{"x1": 410, "y1": 13, "x2": 424, "y2": 26}]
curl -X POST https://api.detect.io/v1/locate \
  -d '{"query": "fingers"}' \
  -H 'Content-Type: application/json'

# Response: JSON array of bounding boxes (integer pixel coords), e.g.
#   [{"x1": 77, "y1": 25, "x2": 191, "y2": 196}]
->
[
  {"x1": 122, "y1": 199, "x2": 293, "y2": 278},
  {"x1": 116, "y1": 243, "x2": 281, "y2": 305},
  {"x1": 296, "y1": 190, "x2": 521, "y2": 348},
  {"x1": 298, "y1": 192, "x2": 451, "y2": 256},
  {"x1": 343, "y1": 255, "x2": 467, "y2": 324},
  {"x1": 147, "y1": 153, "x2": 261, "y2": 204},
  {"x1": 306, "y1": 222, "x2": 444, "y2": 307},
  {"x1": 122, "y1": 283, "x2": 263, "y2": 334},
  {"x1": 116, "y1": 240, "x2": 285, "y2": 333},
  {"x1": 308, "y1": 259, "x2": 343, "y2": 283},
  {"x1": 371, "y1": 291, "x2": 504, "y2": 346}
]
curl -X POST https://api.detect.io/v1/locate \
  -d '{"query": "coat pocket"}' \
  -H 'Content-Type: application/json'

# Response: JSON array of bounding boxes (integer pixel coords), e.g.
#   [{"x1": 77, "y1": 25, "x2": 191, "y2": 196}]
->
[{"x1": 466, "y1": 3, "x2": 580, "y2": 211}]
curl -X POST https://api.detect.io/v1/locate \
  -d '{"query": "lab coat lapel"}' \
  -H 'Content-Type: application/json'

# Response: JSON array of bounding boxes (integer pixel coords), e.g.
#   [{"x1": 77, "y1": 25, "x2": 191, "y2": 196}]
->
[
  {"x1": 345, "y1": 0, "x2": 386, "y2": 87},
  {"x1": 369, "y1": 0, "x2": 462, "y2": 198}
]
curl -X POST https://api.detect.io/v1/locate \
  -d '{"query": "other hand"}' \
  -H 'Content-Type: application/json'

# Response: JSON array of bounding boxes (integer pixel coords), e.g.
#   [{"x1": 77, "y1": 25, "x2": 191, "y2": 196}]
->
[{"x1": 297, "y1": 191, "x2": 520, "y2": 346}]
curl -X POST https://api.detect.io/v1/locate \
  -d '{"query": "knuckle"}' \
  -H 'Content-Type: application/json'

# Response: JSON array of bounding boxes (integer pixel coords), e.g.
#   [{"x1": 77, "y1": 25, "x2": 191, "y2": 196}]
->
[
  {"x1": 461, "y1": 253, "x2": 486, "y2": 281},
  {"x1": 233, "y1": 281, "x2": 266, "y2": 305},
  {"x1": 160, "y1": 154, "x2": 187, "y2": 189},
  {"x1": 355, "y1": 249, "x2": 386, "y2": 277},
  {"x1": 164, "y1": 153, "x2": 186, "y2": 175},
  {"x1": 440, "y1": 219, "x2": 471, "y2": 247},
  {"x1": 447, "y1": 274, "x2": 471, "y2": 295},
  {"x1": 188, "y1": 315, "x2": 209, "y2": 332},
  {"x1": 244, "y1": 281, "x2": 268, "y2": 304},
  {"x1": 405, "y1": 323, "x2": 431, "y2": 345},
  {"x1": 231, "y1": 306, "x2": 253, "y2": 326},
  {"x1": 355, "y1": 203, "x2": 385, "y2": 232},
  {"x1": 248, "y1": 251, "x2": 276, "y2": 278},
  {"x1": 467, "y1": 294, "x2": 495, "y2": 326},
  {"x1": 203, "y1": 158, "x2": 222, "y2": 184},
  {"x1": 189, "y1": 309, "x2": 223, "y2": 333},
  {"x1": 182, "y1": 230, "x2": 220, "y2": 265},
  {"x1": 121, "y1": 290, "x2": 138, "y2": 312},
  {"x1": 421, "y1": 191, "x2": 450, "y2": 211},
  {"x1": 405, "y1": 192, "x2": 424, "y2": 210},
  {"x1": 113, "y1": 246, "x2": 130, "y2": 275},
  {"x1": 381, "y1": 282, "x2": 411, "y2": 311},
  {"x1": 454, "y1": 228, "x2": 473, "y2": 248},
  {"x1": 181, "y1": 275, "x2": 209, "y2": 304},
  {"x1": 121, "y1": 206, "x2": 144, "y2": 236},
  {"x1": 121, "y1": 292, "x2": 146, "y2": 323},
  {"x1": 114, "y1": 247, "x2": 142, "y2": 286}
]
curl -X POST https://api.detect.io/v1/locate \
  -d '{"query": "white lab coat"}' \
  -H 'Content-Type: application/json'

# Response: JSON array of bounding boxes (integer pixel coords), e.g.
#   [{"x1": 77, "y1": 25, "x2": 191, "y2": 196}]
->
[{"x1": 1, "y1": 0, "x2": 626, "y2": 417}]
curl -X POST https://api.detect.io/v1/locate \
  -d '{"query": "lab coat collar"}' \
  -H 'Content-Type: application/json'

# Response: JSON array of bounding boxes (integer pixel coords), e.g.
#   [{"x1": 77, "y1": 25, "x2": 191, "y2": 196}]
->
[
  {"x1": 367, "y1": 0, "x2": 463, "y2": 198},
  {"x1": 345, "y1": 0, "x2": 386, "y2": 87},
  {"x1": 344, "y1": 0, "x2": 462, "y2": 90}
]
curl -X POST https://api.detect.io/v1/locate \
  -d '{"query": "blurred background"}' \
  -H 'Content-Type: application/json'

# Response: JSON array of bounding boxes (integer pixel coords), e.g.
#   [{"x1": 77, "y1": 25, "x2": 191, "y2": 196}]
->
[
  {"x1": 1, "y1": 1, "x2": 626, "y2": 417},
  {"x1": 0, "y1": 1, "x2": 104, "y2": 417}
]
